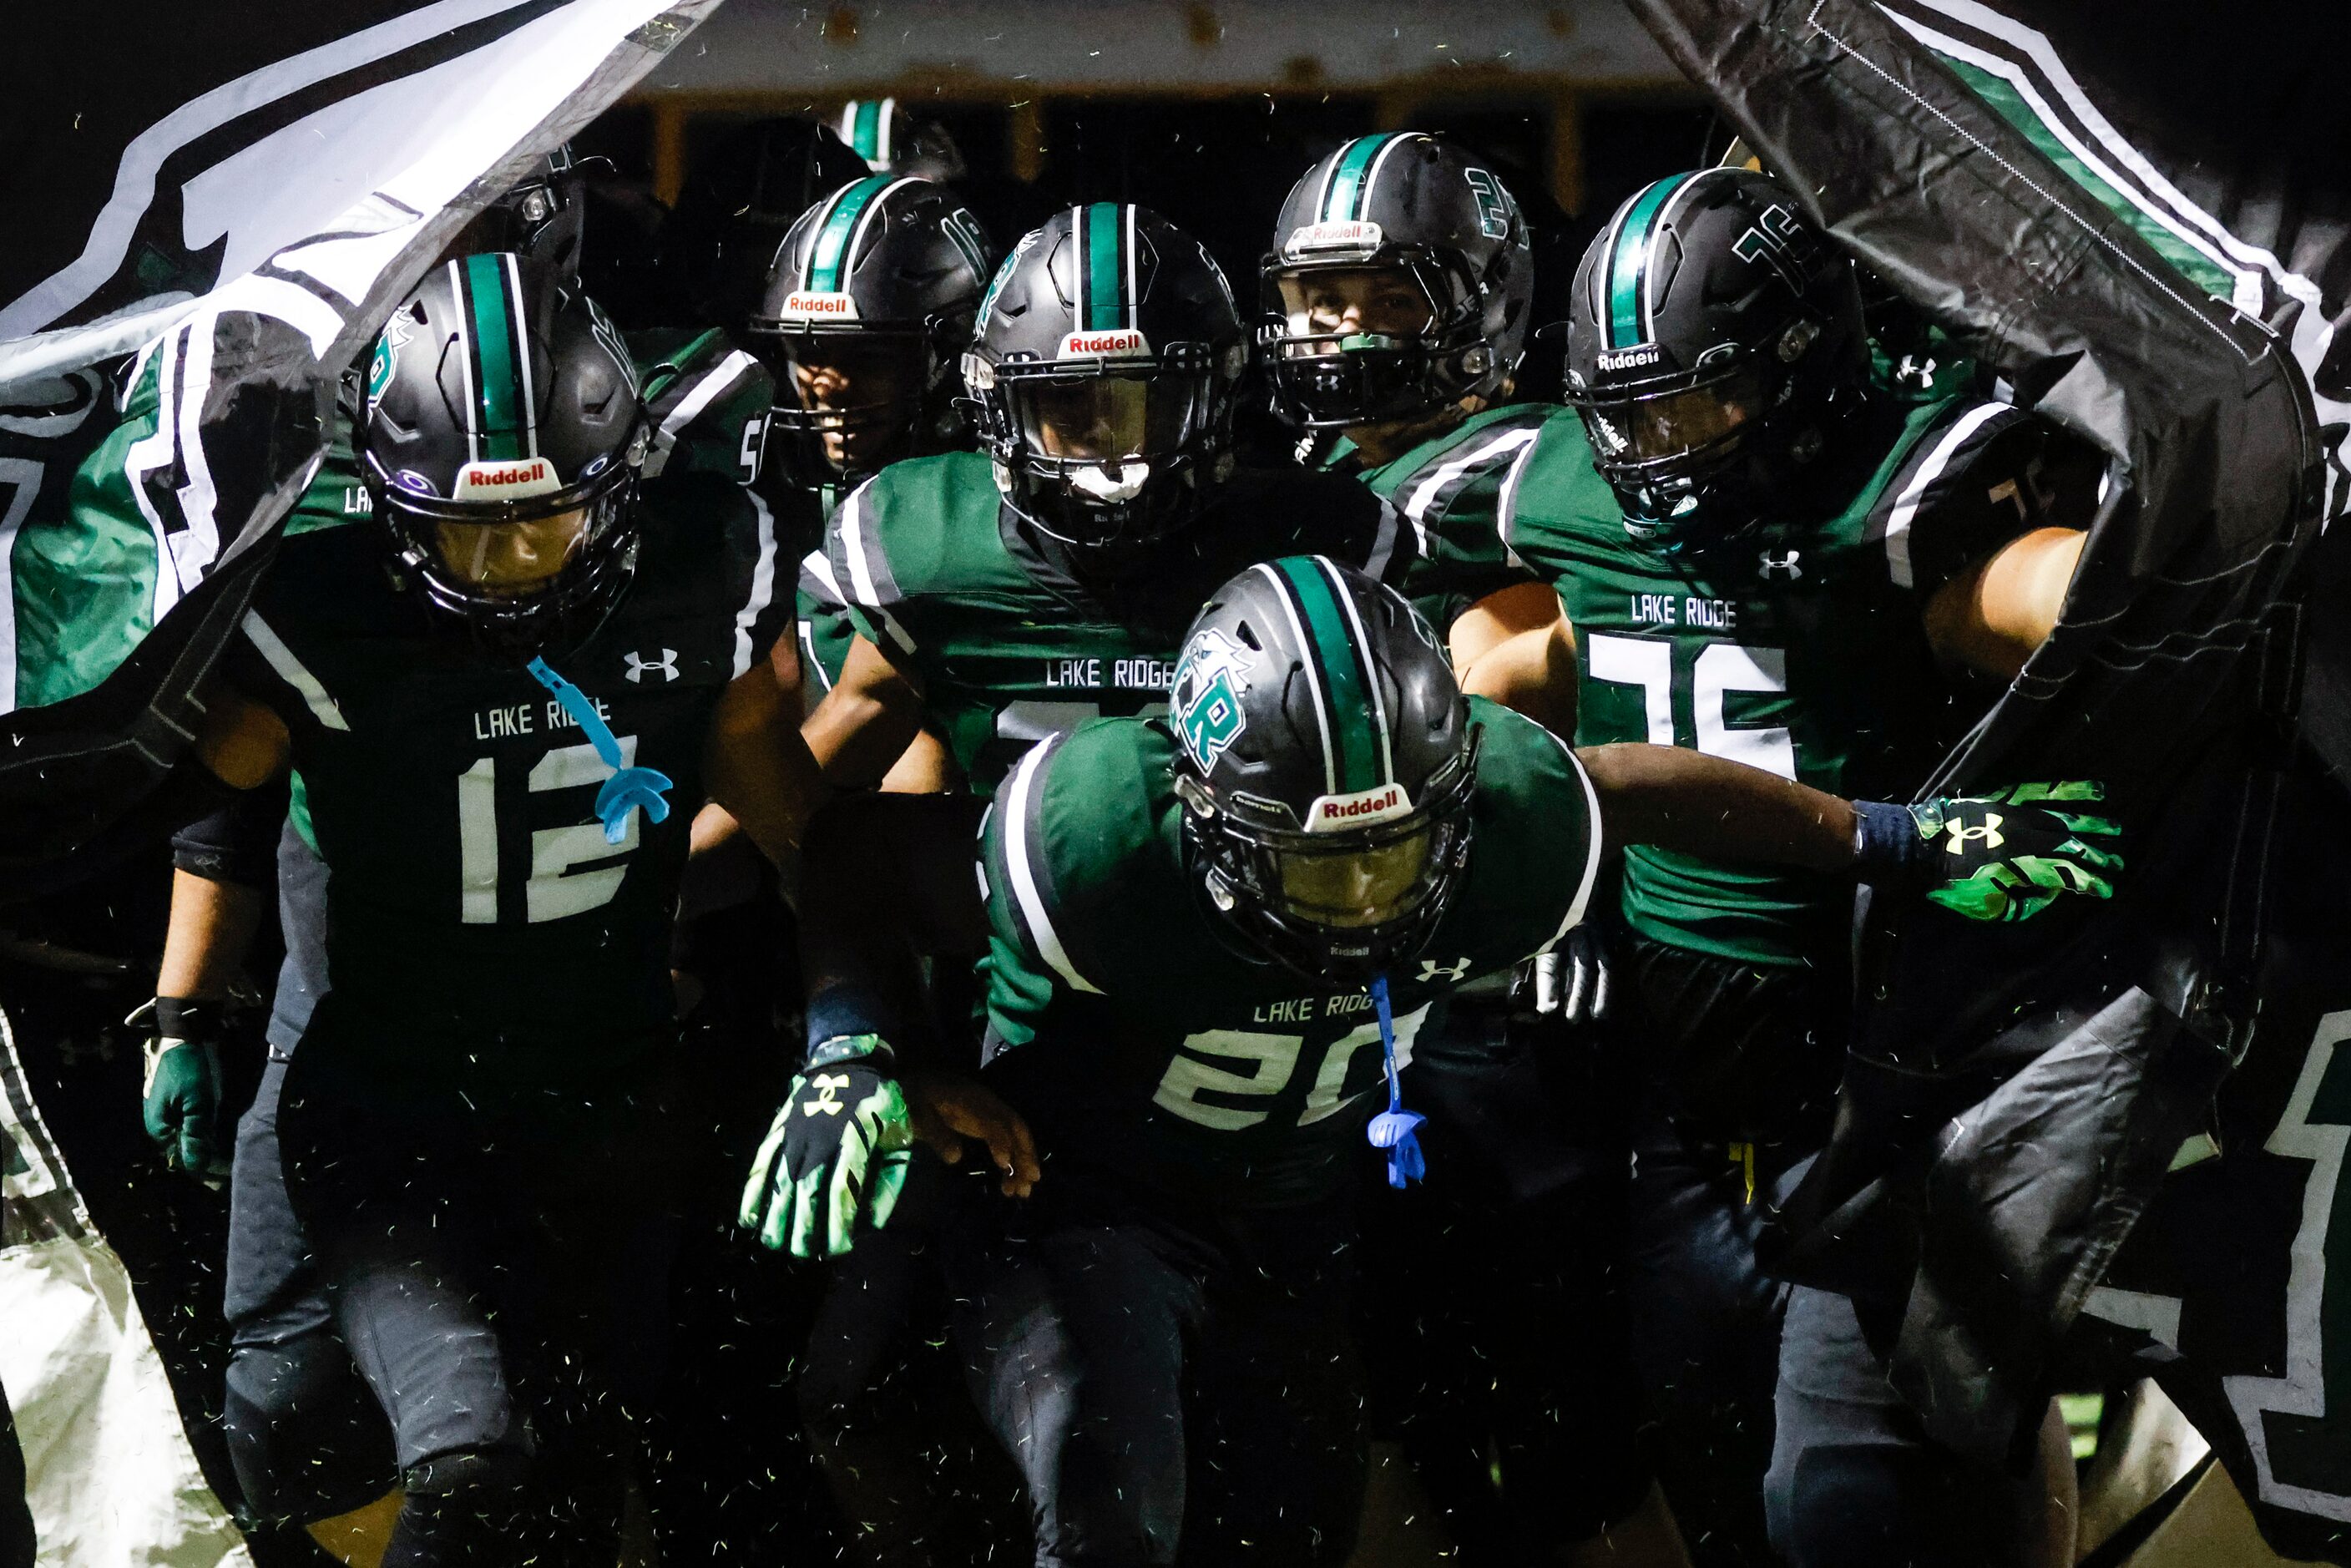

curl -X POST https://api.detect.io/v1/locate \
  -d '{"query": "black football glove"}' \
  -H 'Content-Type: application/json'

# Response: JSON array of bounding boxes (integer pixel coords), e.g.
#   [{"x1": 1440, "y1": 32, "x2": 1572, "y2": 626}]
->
[
  {"x1": 740, "y1": 1035, "x2": 914, "y2": 1258},
  {"x1": 1857, "y1": 781, "x2": 2122, "y2": 923}
]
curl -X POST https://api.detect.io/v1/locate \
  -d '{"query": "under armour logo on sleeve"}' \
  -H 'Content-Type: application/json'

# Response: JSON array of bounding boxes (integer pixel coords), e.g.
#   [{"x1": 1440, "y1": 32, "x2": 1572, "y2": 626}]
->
[
  {"x1": 624, "y1": 649, "x2": 680, "y2": 684},
  {"x1": 1758, "y1": 549, "x2": 1803, "y2": 579},
  {"x1": 1415, "y1": 957, "x2": 1473, "y2": 984}
]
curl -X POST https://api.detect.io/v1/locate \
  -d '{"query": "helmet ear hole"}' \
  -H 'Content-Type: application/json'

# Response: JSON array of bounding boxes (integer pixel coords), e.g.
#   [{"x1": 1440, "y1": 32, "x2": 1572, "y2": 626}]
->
[{"x1": 1235, "y1": 620, "x2": 1263, "y2": 652}]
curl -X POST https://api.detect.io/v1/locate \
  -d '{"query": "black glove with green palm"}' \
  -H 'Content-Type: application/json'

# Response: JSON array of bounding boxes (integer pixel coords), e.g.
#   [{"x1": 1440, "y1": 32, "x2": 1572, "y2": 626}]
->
[{"x1": 1854, "y1": 781, "x2": 2122, "y2": 922}]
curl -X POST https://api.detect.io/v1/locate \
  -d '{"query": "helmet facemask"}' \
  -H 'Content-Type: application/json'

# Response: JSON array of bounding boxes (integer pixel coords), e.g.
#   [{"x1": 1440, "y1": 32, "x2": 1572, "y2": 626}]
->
[
  {"x1": 1262, "y1": 252, "x2": 1498, "y2": 430},
  {"x1": 1180, "y1": 726, "x2": 1482, "y2": 988},
  {"x1": 974, "y1": 341, "x2": 1236, "y2": 564},
  {"x1": 756, "y1": 321, "x2": 944, "y2": 487},
  {"x1": 369, "y1": 442, "x2": 644, "y2": 659},
  {"x1": 1569, "y1": 348, "x2": 1782, "y2": 539}
]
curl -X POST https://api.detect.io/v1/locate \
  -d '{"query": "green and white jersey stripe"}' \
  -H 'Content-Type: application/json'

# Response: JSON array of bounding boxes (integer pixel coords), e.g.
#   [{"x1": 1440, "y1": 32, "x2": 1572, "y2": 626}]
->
[{"x1": 447, "y1": 252, "x2": 534, "y2": 463}]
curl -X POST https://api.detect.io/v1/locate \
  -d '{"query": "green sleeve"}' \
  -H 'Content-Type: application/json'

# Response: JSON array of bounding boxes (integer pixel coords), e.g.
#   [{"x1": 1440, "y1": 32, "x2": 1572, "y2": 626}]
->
[
  {"x1": 980, "y1": 718, "x2": 1169, "y2": 1050},
  {"x1": 1461, "y1": 697, "x2": 1608, "y2": 960}
]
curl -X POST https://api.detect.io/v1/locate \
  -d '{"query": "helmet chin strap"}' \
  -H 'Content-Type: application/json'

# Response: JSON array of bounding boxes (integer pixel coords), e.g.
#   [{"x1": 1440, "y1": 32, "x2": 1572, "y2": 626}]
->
[{"x1": 1069, "y1": 461, "x2": 1150, "y2": 503}]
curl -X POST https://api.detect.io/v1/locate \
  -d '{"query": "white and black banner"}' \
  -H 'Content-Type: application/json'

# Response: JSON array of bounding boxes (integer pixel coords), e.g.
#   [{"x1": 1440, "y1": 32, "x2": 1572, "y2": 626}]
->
[{"x1": 0, "y1": 0, "x2": 720, "y2": 883}]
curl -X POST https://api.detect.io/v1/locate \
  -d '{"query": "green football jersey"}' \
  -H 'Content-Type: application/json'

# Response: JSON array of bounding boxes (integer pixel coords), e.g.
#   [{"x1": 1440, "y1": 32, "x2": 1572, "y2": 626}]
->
[
  {"x1": 1317, "y1": 402, "x2": 1574, "y2": 632},
  {"x1": 828, "y1": 449, "x2": 1415, "y2": 795},
  {"x1": 222, "y1": 469, "x2": 790, "y2": 1083},
  {"x1": 1504, "y1": 393, "x2": 2057, "y2": 966},
  {"x1": 978, "y1": 699, "x2": 1602, "y2": 1209}
]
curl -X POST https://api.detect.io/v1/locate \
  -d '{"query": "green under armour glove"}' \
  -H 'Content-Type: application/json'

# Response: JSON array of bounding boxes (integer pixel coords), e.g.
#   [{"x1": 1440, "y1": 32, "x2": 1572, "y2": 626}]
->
[
  {"x1": 739, "y1": 1035, "x2": 914, "y2": 1258},
  {"x1": 1854, "y1": 781, "x2": 2123, "y2": 922},
  {"x1": 130, "y1": 999, "x2": 231, "y2": 1186}
]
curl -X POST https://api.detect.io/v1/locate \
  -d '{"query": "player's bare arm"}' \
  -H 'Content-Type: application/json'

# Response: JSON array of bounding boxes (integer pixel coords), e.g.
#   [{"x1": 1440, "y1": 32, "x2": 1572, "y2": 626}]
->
[
  {"x1": 1924, "y1": 525, "x2": 2089, "y2": 680},
  {"x1": 1452, "y1": 579, "x2": 1578, "y2": 736}
]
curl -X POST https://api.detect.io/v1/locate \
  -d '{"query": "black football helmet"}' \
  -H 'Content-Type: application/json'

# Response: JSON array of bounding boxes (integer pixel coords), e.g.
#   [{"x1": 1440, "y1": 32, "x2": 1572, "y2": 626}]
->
[
  {"x1": 1564, "y1": 167, "x2": 1869, "y2": 543},
  {"x1": 747, "y1": 176, "x2": 994, "y2": 487},
  {"x1": 1168, "y1": 556, "x2": 1479, "y2": 987},
  {"x1": 963, "y1": 203, "x2": 1247, "y2": 564},
  {"x1": 1261, "y1": 132, "x2": 1533, "y2": 430},
  {"x1": 359, "y1": 252, "x2": 646, "y2": 656}
]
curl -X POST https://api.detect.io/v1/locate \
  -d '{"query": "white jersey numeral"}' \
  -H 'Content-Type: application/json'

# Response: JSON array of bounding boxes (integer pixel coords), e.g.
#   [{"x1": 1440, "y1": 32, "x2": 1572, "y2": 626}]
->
[
  {"x1": 1153, "y1": 1006, "x2": 1431, "y2": 1132},
  {"x1": 1586, "y1": 633, "x2": 1796, "y2": 781},
  {"x1": 454, "y1": 736, "x2": 641, "y2": 925}
]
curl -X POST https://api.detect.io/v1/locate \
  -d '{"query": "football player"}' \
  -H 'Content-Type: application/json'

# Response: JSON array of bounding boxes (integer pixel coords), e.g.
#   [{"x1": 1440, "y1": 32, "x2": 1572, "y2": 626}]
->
[
  {"x1": 169, "y1": 253, "x2": 862, "y2": 1567},
  {"x1": 792, "y1": 201, "x2": 1415, "y2": 800},
  {"x1": 744, "y1": 556, "x2": 2121, "y2": 1566},
  {"x1": 749, "y1": 173, "x2": 993, "y2": 793},
  {"x1": 1264, "y1": 132, "x2": 1576, "y2": 731},
  {"x1": 1264, "y1": 131, "x2": 1667, "y2": 1560},
  {"x1": 1499, "y1": 166, "x2": 2104, "y2": 1561}
]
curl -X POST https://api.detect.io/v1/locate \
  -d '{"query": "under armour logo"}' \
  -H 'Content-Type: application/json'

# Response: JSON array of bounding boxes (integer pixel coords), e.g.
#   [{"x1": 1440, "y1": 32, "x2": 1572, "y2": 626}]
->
[
  {"x1": 1943, "y1": 814, "x2": 2004, "y2": 854},
  {"x1": 624, "y1": 648, "x2": 679, "y2": 684},
  {"x1": 803, "y1": 1072, "x2": 851, "y2": 1116},
  {"x1": 1893, "y1": 353, "x2": 1939, "y2": 392},
  {"x1": 1758, "y1": 549, "x2": 1803, "y2": 579},
  {"x1": 1416, "y1": 957, "x2": 1473, "y2": 984}
]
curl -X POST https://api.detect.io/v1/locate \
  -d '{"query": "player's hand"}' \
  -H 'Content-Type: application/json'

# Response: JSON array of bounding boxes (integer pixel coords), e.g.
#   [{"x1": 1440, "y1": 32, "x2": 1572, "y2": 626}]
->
[
  {"x1": 129, "y1": 999, "x2": 231, "y2": 1187},
  {"x1": 903, "y1": 1067, "x2": 1041, "y2": 1199},
  {"x1": 1880, "y1": 781, "x2": 2123, "y2": 921},
  {"x1": 739, "y1": 1036, "x2": 914, "y2": 1258}
]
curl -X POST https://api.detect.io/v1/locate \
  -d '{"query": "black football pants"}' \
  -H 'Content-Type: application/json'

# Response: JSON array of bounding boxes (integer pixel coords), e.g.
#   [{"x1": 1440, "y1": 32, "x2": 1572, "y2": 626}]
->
[
  {"x1": 278, "y1": 1034, "x2": 689, "y2": 1568},
  {"x1": 947, "y1": 1181, "x2": 1366, "y2": 1568}
]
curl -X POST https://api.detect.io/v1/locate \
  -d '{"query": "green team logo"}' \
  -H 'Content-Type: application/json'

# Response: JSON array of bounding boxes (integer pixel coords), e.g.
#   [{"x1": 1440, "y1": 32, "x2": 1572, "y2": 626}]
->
[
  {"x1": 366, "y1": 311, "x2": 412, "y2": 413},
  {"x1": 975, "y1": 230, "x2": 1039, "y2": 336},
  {"x1": 1171, "y1": 627, "x2": 1256, "y2": 769},
  {"x1": 1464, "y1": 168, "x2": 1513, "y2": 240}
]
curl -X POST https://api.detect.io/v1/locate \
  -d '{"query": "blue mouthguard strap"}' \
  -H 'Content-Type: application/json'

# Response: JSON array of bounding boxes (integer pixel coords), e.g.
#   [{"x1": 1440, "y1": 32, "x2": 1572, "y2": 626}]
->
[{"x1": 525, "y1": 656, "x2": 674, "y2": 844}]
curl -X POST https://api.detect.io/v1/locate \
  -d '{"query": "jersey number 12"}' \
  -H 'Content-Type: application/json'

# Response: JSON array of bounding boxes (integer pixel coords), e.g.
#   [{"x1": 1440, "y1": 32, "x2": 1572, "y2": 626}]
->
[{"x1": 455, "y1": 738, "x2": 643, "y2": 924}]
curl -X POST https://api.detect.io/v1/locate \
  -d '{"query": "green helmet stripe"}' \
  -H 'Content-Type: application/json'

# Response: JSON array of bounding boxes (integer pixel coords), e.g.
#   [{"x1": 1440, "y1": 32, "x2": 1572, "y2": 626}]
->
[
  {"x1": 808, "y1": 175, "x2": 894, "y2": 294},
  {"x1": 1082, "y1": 202, "x2": 1125, "y2": 331},
  {"x1": 1322, "y1": 133, "x2": 1394, "y2": 225},
  {"x1": 848, "y1": 99, "x2": 883, "y2": 161},
  {"x1": 1606, "y1": 172, "x2": 1691, "y2": 350},
  {"x1": 461, "y1": 252, "x2": 526, "y2": 462},
  {"x1": 1277, "y1": 556, "x2": 1383, "y2": 793}
]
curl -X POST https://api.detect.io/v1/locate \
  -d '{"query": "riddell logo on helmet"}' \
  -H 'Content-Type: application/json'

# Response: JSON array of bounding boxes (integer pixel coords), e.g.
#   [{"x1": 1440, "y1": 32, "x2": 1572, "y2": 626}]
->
[
  {"x1": 780, "y1": 291, "x2": 860, "y2": 321},
  {"x1": 453, "y1": 457, "x2": 562, "y2": 500},
  {"x1": 1059, "y1": 329, "x2": 1151, "y2": 359},
  {"x1": 1596, "y1": 344, "x2": 1662, "y2": 372},
  {"x1": 1307, "y1": 781, "x2": 1415, "y2": 832},
  {"x1": 1284, "y1": 220, "x2": 1384, "y2": 260}
]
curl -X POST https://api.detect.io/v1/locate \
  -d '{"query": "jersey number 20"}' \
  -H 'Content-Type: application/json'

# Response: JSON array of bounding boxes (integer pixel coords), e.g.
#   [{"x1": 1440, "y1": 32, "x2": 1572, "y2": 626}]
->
[
  {"x1": 1153, "y1": 1005, "x2": 1432, "y2": 1131},
  {"x1": 455, "y1": 738, "x2": 643, "y2": 924}
]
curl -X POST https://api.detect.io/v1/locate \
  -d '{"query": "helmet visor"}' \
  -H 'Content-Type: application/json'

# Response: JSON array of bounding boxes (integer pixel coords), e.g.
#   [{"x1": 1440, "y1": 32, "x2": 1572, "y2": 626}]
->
[
  {"x1": 432, "y1": 506, "x2": 594, "y2": 598},
  {"x1": 1579, "y1": 365, "x2": 1765, "y2": 467},
  {"x1": 1010, "y1": 373, "x2": 1200, "y2": 463},
  {"x1": 1272, "y1": 827, "x2": 1436, "y2": 929},
  {"x1": 1272, "y1": 264, "x2": 1443, "y2": 351}
]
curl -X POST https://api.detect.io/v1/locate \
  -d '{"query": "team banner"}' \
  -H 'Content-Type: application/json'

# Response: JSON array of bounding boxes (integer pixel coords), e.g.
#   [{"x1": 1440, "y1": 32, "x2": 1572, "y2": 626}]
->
[
  {"x1": 0, "y1": 0, "x2": 720, "y2": 886},
  {"x1": 0, "y1": 1000, "x2": 250, "y2": 1566},
  {"x1": 1629, "y1": 0, "x2": 2342, "y2": 1513}
]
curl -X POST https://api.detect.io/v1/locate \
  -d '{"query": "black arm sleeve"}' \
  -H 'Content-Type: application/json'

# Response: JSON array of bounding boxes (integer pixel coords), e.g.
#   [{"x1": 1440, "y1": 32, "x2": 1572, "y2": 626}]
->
[
  {"x1": 0, "y1": 761, "x2": 251, "y2": 907},
  {"x1": 169, "y1": 772, "x2": 291, "y2": 888},
  {"x1": 1897, "y1": 407, "x2": 2108, "y2": 599},
  {"x1": 798, "y1": 792, "x2": 991, "y2": 1064}
]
